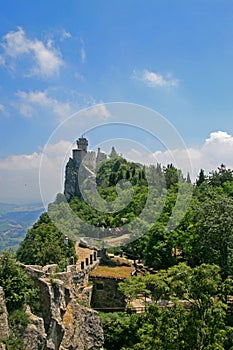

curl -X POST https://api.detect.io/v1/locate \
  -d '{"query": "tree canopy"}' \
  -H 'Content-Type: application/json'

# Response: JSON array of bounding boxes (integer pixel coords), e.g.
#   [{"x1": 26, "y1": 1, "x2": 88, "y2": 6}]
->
[{"x1": 17, "y1": 212, "x2": 76, "y2": 270}]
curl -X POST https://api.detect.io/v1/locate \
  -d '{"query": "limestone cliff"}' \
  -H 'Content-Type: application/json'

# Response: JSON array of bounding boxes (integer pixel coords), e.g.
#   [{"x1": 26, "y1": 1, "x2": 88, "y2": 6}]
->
[
  {"x1": 0, "y1": 268, "x2": 104, "y2": 350},
  {"x1": 34, "y1": 275, "x2": 103, "y2": 350},
  {"x1": 23, "y1": 305, "x2": 47, "y2": 350}
]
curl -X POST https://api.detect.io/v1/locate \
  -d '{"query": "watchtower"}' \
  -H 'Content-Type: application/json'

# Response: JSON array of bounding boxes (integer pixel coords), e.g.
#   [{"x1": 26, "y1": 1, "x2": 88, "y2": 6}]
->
[
  {"x1": 77, "y1": 137, "x2": 88, "y2": 152},
  {"x1": 72, "y1": 137, "x2": 89, "y2": 165}
]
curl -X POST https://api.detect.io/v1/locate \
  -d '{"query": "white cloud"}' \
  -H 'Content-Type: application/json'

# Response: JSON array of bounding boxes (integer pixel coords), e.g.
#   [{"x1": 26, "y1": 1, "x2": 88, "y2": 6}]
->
[
  {"x1": 16, "y1": 90, "x2": 73, "y2": 119},
  {"x1": 133, "y1": 69, "x2": 179, "y2": 88},
  {"x1": 0, "y1": 152, "x2": 41, "y2": 203},
  {"x1": 0, "y1": 152, "x2": 41, "y2": 171},
  {"x1": 18, "y1": 103, "x2": 34, "y2": 118},
  {"x1": 60, "y1": 30, "x2": 72, "y2": 40},
  {"x1": 74, "y1": 71, "x2": 85, "y2": 81},
  {"x1": 0, "y1": 103, "x2": 8, "y2": 116},
  {"x1": 16, "y1": 89, "x2": 111, "y2": 123},
  {"x1": 0, "y1": 27, "x2": 63, "y2": 77},
  {"x1": 82, "y1": 103, "x2": 111, "y2": 120},
  {"x1": 124, "y1": 131, "x2": 233, "y2": 180}
]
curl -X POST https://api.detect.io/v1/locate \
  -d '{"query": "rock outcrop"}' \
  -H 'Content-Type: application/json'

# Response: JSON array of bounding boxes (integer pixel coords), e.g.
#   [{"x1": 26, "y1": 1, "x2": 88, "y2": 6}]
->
[
  {"x1": 23, "y1": 305, "x2": 47, "y2": 350},
  {"x1": 60, "y1": 301, "x2": 103, "y2": 350},
  {"x1": 0, "y1": 287, "x2": 9, "y2": 350},
  {"x1": 27, "y1": 274, "x2": 104, "y2": 350},
  {"x1": 0, "y1": 270, "x2": 104, "y2": 350}
]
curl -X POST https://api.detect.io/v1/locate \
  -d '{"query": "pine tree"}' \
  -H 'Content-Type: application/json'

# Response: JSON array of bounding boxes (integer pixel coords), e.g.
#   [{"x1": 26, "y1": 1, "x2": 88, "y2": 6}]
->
[
  {"x1": 187, "y1": 172, "x2": 191, "y2": 183},
  {"x1": 196, "y1": 169, "x2": 205, "y2": 186}
]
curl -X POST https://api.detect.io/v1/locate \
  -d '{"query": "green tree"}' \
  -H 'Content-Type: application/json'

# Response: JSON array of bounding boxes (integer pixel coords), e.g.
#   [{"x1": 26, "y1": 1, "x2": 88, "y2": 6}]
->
[
  {"x1": 0, "y1": 252, "x2": 36, "y2": 311},
  {"x1": 186, "y1": 172, "x2": 191, "y2": 183},
  {"x1": 117, "y1": 263, "x2": 232, "y2": 350},
  {"x1": 196, "y1": 168, "x2": 206, "y2": 187},
  {"x1": 100, "y1": 312, "x2": 141, "y2": 350},
  {"x1": 191, "y1": 194, "x2": 233, "y2": 276},
  {"x1": 164, "y1": 164, "x2": 181, "y2": 189},
  {"x1": 143, "y1": 223, "x2": 175, "y2": 269},
  {"x1": 119, "y1": 276, "x2": 150, "y2": 307},
  {"x1": 17, "y1": 212, "x2": 76, "y2": 270},
  {"x1": 208, "y1": 164, "x2": 233, "y2": 188}
]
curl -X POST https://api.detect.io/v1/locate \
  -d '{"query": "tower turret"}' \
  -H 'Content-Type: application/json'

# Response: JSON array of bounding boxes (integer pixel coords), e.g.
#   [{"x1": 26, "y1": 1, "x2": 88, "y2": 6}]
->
[{"x1": 77, "y1": 137, "x2": 88, "y2": 152}]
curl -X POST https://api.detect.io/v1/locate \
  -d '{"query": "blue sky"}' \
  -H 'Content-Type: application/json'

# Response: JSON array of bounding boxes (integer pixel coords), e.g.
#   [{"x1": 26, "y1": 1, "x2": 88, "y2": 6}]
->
[{"x1": 1, "y1": 0, "x2": 233, "y2": 203}]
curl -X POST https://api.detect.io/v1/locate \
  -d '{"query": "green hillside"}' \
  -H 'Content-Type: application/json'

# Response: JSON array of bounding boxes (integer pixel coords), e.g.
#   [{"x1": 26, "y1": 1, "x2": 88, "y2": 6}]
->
[
  {"x1": 16, "y1": 155, "x2": 189, "y2": 269},
  {"x1": 0, "y1": 203, "x2": 44, "y2": 251},
  {"x1": 5, "y1": 156, "x2": 233, "y2": 349}
]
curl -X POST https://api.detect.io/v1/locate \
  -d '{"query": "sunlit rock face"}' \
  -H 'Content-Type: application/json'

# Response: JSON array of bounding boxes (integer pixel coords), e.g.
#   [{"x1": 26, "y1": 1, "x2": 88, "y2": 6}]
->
[{"x1": 0, "y1": 267, "x2": 104, "y2": 350}]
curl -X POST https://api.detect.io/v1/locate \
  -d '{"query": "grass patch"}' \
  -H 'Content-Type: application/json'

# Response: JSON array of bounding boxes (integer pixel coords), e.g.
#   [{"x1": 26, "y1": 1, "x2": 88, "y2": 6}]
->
[{"x1": 90, "y1": 265, "x2": 133, "y2": 278}]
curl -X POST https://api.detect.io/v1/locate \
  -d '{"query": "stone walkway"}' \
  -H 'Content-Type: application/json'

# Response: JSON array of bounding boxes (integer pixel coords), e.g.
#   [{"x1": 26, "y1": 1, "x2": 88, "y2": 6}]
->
[
  {"x1": 75, "y1": 243, "x2": 98, "y2": 271},
  {"x1": 76, "y1": 245, "x2": 94, "y2": 260}
]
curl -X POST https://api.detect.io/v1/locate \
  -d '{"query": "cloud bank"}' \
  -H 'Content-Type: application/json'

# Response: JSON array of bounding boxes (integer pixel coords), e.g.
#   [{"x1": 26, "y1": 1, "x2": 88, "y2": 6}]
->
[
  {"x1": 0, "y1": 140, "x2": 72, "y2": 203},
  {"x1": 125, "y1": 131, "x2": 233, "y2": 179}
]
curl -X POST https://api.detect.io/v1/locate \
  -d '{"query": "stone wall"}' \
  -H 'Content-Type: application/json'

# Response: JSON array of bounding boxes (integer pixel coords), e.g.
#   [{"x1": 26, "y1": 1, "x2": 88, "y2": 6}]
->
[
  {"x1": 23, "y1": 249, "x2": 99, "y2": 295},
  {"x1": 90, "y1": 276, "x2": 126, "y2": 310}
]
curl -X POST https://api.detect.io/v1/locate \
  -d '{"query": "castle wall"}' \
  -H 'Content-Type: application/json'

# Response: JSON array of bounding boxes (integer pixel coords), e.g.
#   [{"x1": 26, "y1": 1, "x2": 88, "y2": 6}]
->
[{"x1": 73, "y1": 149, "x2": 85, "y2": 164}]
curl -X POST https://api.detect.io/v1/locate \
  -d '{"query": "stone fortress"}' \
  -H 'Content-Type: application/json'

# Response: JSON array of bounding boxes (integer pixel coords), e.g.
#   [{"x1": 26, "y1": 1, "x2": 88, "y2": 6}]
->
[{"x1": 64, "y1": 137, "x2": 107, "y2": 201}]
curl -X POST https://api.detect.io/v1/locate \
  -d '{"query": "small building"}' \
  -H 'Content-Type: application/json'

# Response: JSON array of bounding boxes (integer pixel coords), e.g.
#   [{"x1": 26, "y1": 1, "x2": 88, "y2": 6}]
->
[{"x1": 89, "y1": 263, "x2": 134, "y2": 311}]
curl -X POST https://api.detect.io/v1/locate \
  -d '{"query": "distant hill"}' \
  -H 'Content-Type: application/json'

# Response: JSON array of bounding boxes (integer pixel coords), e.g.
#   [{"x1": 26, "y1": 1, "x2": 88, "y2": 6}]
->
[{"x1": 0, "y1": 202, "x2": 44, "y2": 251}]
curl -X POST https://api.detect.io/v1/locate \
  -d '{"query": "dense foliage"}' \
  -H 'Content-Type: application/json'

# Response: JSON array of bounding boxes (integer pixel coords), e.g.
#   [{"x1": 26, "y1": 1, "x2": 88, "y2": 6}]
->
[
  {"x1": 100, "y1": 164, "x2": 233, "y2": 349},
  {"x1": 102, "y1": 263, "x2": 233, "y2": 350},
  {"x1": 17, "y1": 156, "x2": 186, "y2": 265},
  {"x1": 0, "y1": 251, "x2": 37, "y2": 311},
  {"x1": 121, "y1": 164, "x2": 233, "y2": 274},
  {"x1": 0, "y1": 252, "x2": 40, "y2": 349},
  {"x1": 16, "y1": 212, "x2": 76, "y2": 270}
]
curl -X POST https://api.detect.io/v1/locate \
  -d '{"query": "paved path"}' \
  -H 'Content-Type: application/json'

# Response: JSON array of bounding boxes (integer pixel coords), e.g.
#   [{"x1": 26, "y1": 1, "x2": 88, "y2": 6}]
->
[{"x1": 75, "y1": 243, "x2": 98, "y2": 271}]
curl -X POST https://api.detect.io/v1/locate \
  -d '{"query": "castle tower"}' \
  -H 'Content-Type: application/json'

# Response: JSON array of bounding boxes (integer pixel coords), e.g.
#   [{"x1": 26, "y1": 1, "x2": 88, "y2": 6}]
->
[
  {"x1": 77, "y1": 137, "x2": 88, "y2": 152},
  {"x1": 73, "y1": 137, "x2": 89, "y2": 165}
]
